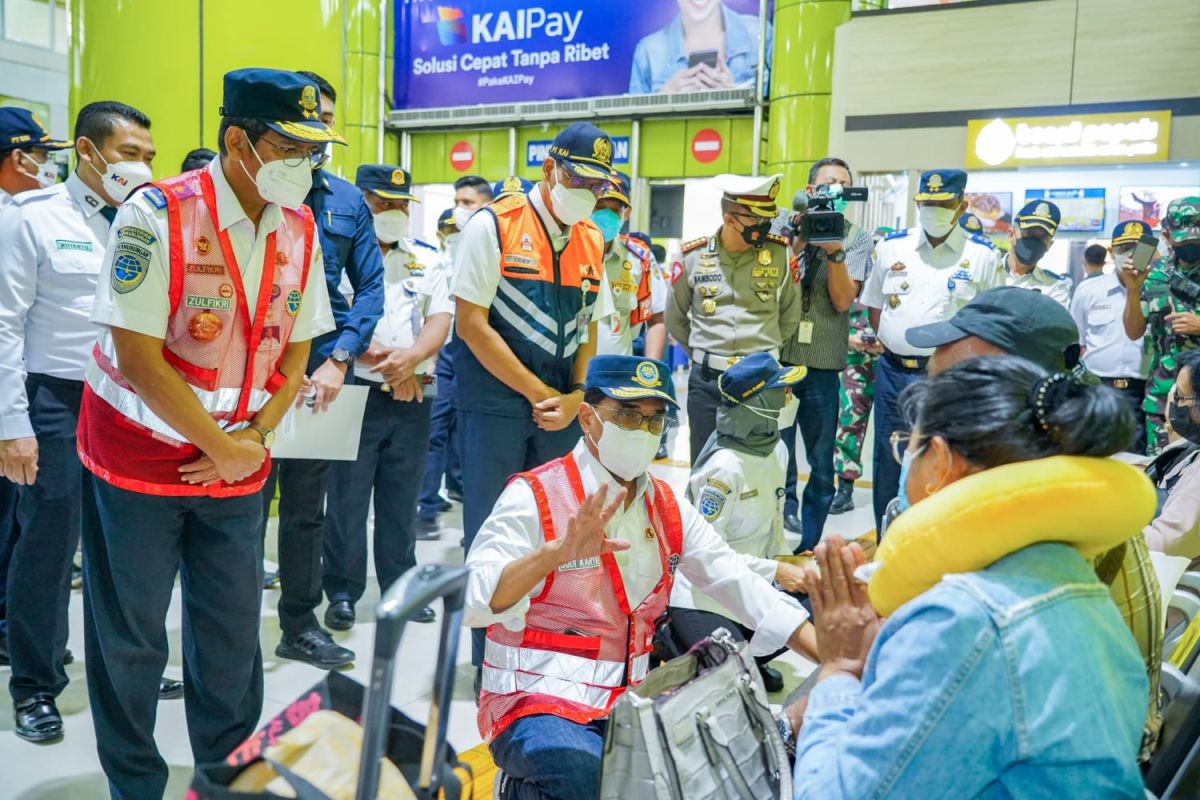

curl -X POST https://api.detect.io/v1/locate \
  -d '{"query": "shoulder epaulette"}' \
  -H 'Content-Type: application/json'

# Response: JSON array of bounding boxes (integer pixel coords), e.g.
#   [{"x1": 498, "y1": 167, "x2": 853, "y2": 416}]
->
[
  {"x1": 490, "y1": 193, "x2": 527, "y2": 215},
  {"x1": 12, "y1": 186, "x2": 58, "y2": 207},
  {"x1": 883, "y1": 228, "x2": 911, "y2": 241},
  {"x1": 681, "y1": 236, "x2": 708, "y2": 254},
  {"x1": 766, "y1": 233, "x2": 788, "y2": 246},
  {"x1": 969, "y1": 232, "x2": 997, "y2": 249},
  {"x1": 142, "y1": 187, "x2": 167, "y2": 209},
  {"x1": 621, "y1": 235, "x2": 649, "y2": 259},
  {"x1": 412, "y1": 238, "x2": 438, "y2": 252},
  {"x1": 1039, "y1": 267, "x2": 1065, "y2": 281}
]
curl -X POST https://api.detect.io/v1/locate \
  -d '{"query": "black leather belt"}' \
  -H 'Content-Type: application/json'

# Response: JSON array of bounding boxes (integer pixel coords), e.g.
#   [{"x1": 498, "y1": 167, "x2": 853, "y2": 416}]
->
[{"x1": 882, "y1": 350, "x2": 929, "y2": 372}]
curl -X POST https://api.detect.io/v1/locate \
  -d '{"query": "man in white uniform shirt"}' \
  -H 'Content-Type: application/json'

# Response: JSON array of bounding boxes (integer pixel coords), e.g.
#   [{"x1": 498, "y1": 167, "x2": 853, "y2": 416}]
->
[
  {"x1": 0, "y1": 100, "x2": 155, "y2": 744},
  {"x1": 78, "y1": 69, "x2": 336, "y2": 798},
  {"x1": 1004, "y1": 199, "x2": 1072, "y2": 307},
  {"x1": 323, "y1": 164, "x2": 453, "y2": 632},
  {"x1": 465, "y1": 354, "x2": 814, "y2": 800},
  {"x1": 1071, "y1": 220, "x2": 1151, "y2": 452},
  {"x1": 0, "y1": 106, "x2": 71, "y2": 676},
  {"x1": 861, "y1": 168, "x2": 1003, "y2": 529}
]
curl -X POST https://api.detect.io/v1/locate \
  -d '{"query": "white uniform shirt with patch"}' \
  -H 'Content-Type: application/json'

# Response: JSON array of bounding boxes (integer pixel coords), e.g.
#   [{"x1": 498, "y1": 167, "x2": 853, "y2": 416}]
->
[
  {"x1": 861, "y1": 226, "x2": 1004, "y2": 357},
  {"x1": 90, "y1": 159, "x2": 334, "y2": 345},
  {"x1": 0, "y1": 174, "x2": 111, "y2": 439},
  {"x1": 354, "y1": 238, "x2": 453, "y2": 383},
  {"x1": 1007, "y1": 263, "x2": 1073, "y2": 308},
  {"x1": 596, "y1": 237, "x2": 668, "y2": 356},
  {"x1": 1070, "y1": 272, "x2": 1148, "y2": 379},
  {"x1": 670, "y1": 441, "x2": 786, "y2": 617},
  {"x1": 463, "y1": 439, "x2": 808, "y2": 657}
]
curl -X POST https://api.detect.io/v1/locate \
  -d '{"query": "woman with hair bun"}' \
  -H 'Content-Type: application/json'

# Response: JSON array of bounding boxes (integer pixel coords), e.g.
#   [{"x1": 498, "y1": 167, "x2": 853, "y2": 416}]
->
[{"x1": 787, "y1": 355, "x2": 1151, "y2": 799}]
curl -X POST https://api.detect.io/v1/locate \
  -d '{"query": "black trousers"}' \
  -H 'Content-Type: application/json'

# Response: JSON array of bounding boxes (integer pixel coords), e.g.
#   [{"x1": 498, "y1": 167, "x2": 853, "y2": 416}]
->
[
  {"x1": 82, "y1": 474, "x2": 264, "y2": 800},
  {"x1": 8, "y1": 374, "x2": 82, "y2": 703},
  {"x1": 324, "y1": 387, "x2": 433, "y2": 604},
  {"x1": 666, "y1": 606, "x2": 787, "y2": 667},
  {"x1": 0, "y1": 477, "x2": 19, "y2": 639},
  {"x1": 262, "y1": 457, "x2": 331, "y2": 637},
  {"x1": 1100, "y1": 378, "x2": 1148, "y2": 455},
  {"x1": 686, "y1": 367, "x2": 723, "y2": 463}
]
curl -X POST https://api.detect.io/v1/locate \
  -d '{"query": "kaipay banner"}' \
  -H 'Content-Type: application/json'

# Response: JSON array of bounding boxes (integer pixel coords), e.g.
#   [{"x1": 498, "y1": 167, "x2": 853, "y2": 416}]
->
[{"x1": 394, "y1": 0, "x2": 773, "y2": 109}]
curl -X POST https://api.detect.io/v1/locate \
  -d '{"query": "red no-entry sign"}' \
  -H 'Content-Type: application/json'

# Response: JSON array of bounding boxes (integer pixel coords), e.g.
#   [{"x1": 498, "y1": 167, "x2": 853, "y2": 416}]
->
[
  {"x1": 691, "y1": 128, "x2": 723, "y2": 164},
  {"x1": 449, "y1": 140, "x2": 475, "y2": 172}
]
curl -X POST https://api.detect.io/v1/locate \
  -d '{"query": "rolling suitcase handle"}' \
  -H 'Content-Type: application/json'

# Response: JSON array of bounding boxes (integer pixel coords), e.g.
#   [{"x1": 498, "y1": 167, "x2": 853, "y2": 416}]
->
[{"x1": 356, "y1": 563, "x2": 470, "y2": 800}]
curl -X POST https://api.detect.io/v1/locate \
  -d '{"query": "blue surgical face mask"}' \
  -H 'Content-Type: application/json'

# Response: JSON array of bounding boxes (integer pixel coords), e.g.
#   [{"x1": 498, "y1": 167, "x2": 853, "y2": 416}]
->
[
  {"x1": 591, "y1": 208, "x2": 623, "y2": 243},
  {"x1": 896, "y1": 446, "x2": 926, "y2": 512}
]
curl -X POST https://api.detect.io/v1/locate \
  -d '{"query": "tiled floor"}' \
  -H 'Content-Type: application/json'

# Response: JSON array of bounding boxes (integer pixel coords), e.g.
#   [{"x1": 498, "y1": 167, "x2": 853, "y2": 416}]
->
[{"x1": 0, "y1": 376, "x2": 879, "y2": 798}]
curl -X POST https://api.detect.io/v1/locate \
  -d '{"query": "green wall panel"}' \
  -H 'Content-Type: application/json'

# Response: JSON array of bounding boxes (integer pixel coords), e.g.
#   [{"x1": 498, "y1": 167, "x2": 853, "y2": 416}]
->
[{"x1": 639, "y1": 118, "x2": 686, "y2": 178}]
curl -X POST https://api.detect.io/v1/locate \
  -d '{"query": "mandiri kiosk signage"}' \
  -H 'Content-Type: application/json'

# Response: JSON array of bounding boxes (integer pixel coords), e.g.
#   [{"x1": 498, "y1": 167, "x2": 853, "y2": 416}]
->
[{"x1": 966, "y1": 110, "x2": 1172, "y2": 169}]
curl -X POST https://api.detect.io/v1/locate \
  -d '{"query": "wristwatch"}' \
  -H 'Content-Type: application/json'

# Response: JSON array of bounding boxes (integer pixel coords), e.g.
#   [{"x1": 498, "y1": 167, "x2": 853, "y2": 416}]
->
[
  {"x1": 827, "y1": 249, "x2": 846, "y2": 264},
  {"x1": 330, "y1": 347, "x2": 353, "y2": 367},
  {"x1": 247, "y1": 420, "x2": 275, "y2": 448},
  {"x1": 571, "y1": 382, "x2": 586, "y2": 394}
]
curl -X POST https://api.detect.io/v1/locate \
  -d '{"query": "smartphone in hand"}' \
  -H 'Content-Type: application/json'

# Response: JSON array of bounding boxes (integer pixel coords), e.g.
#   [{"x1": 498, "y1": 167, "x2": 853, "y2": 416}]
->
[
  {"x1": 1130, "y1": 235, "x2": 1159, "y2": 273},
  {"x1": 687, "y1": 49, "x2": 719, "y2": 69}
]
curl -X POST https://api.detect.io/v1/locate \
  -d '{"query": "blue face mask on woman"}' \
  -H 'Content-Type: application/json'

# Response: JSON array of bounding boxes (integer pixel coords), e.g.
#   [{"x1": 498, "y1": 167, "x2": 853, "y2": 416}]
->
[
  {"x1": 590, "y1": 208, "x2": 623, "y2": 243},
  {"x1": 896, "y1": 444, "x2": 927, "y2": 512}
]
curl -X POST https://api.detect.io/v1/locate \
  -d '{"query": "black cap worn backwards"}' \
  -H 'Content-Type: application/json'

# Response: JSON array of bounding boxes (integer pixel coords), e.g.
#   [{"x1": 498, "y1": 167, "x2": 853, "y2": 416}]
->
[{"x1": 905, "y1": 286, "x2": 1079, "y2": 372}]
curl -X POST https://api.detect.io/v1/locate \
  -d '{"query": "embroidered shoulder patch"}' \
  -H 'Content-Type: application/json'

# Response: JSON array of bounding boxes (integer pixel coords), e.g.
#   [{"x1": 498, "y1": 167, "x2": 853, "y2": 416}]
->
[{"x1": 697, "y1": 486, "x2": 727, "y2": 521}]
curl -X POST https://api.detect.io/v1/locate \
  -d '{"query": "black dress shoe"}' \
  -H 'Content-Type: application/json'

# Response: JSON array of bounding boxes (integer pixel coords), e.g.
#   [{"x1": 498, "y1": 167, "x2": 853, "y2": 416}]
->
[
  {"x1": 324, "y1": 600, "x2": 355, "y2": 631},
  {"x1": 758, "y1": 665, "x2": 784, "y2": 694},
  {"x1": 414, "y1": 517, "x2": 441, "y2": 541},
  {"x1": 15, "y1": 694, "x2": 63, "y2": 743},
  {"x1": 655, "y1": 440, "x2": 669, "y2": 461},
  {"x1": 159, "y1": 678, "x2": 184, "y2": 700},
  {"x1": 62, "y1": 648, "x2": 74, "y2": 665},
  {"x1": 783, "y1": 513, "x2": 802, "y2": 535},
  {"x1": 276, "y1": 628, "x2": 355, "y2": 669},
  {"x1": 412, "y1": 606, "x2": 436, "y2": 624},
  {"x1": 446, "y1": 487, "x2": 464, "y2": 503},
  {"x1": 829, "y1": 480, "x2": 855, "y2": 515}
]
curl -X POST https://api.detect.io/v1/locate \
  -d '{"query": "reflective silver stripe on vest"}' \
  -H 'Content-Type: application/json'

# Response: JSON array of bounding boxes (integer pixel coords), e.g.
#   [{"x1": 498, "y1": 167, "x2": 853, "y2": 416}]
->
[
  {"x1": 628, "y1": 652, "x2": 650, "y2": 684},
  {"x1": 86, "y1": 355, "x2": 263, "y2": 443},
  {"x1": 494, "y1": 280, "x2": 559, "y2": 356},
  {"x1": 481, "y1": 665, "x2": 614, "y2": 710},
  {"x1": 485, "y1": 639, "x2": 628, "y2": 688}
]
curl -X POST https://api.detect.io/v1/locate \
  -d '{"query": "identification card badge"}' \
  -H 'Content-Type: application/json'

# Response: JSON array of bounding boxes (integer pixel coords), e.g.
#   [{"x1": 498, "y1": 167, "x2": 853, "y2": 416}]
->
[
  {"x1": 796, "y1": 320, "x2": 815, "y2": 344},
  {"x1": 576, "y1": 310, "x2": 590, "y2": 344}
]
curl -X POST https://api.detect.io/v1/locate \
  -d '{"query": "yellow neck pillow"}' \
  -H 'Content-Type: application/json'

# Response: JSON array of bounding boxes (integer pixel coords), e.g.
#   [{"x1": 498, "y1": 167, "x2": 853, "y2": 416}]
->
[{"x1": 868, "y1": 455, "x2": 1156, "y2": 617}]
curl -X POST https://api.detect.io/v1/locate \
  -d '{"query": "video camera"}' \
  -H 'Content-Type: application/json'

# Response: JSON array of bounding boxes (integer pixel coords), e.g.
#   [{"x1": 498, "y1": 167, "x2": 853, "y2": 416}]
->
[
  {"x1": 1165, "y1": 264, "x2": 1200, "y2": 307},
  {"x1": 792, "y1": 183, "x2": 869, "y2": 245}
]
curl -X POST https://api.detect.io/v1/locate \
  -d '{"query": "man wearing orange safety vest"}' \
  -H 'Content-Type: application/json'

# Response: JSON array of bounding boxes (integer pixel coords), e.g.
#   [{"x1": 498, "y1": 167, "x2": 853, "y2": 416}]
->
[
  {"x1": 590, "y1": 171, "x2": 668, "y2": 359},
  {"x1": 78, "y1": 69, "x2": 337, "y2": 799},
  {"x1": 465, "y1": 354, "x2": 816, "y2": 800},
  {"x1": 452, "y1": 122, "x2": 617, "y2": 672}
]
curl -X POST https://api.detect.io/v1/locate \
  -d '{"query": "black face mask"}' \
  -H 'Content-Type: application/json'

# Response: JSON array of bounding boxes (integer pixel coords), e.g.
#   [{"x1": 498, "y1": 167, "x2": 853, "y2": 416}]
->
[
  {"x1": 1013, "y1": 235, "x2": 1049, "y2": 266},
  {"x1": 1174, "y1": 242, "x2": 1200, "y2": 266},
  {"x1": 739, "y1": 217, "x2": 772, "y2": 247},
  {"x1": 1169, "y1": 400, "x2": 1200, "y2": 444}
]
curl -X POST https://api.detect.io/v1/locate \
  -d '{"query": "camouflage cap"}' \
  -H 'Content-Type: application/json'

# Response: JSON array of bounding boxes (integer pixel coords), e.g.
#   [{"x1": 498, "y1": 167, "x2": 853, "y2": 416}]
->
[{"x1": 1164, "y1": 196, "x2": 1200, "y2": 242}]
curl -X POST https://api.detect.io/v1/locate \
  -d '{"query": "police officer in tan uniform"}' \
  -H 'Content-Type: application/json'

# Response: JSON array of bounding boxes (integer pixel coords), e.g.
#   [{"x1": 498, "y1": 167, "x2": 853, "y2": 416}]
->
[{"x1": 666, "y1": 174, "x2": 799, "y2": 461}]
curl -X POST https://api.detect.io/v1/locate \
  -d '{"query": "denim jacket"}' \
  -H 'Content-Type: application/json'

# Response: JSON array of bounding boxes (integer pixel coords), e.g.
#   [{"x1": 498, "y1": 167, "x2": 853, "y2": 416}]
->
[
  {"x1": 304, "y1": 169, "x2": 384, "y2": 368},
  {"x1": 628, "y1": 4, "x2": 771, "y2": 95},
  {"x1": 794, "y1": 543, "x2": 1148, "y2": 799}
]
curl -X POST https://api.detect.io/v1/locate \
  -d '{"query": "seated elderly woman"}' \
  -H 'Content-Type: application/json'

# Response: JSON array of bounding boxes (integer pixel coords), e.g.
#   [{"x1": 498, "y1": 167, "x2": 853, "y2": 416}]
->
[
  {"x1": 1144, "y1": 347, "x2": 1200, "y2": 559},
  {"x1": 787, "y1": 355, "x2": 1153, "y2": 798}
]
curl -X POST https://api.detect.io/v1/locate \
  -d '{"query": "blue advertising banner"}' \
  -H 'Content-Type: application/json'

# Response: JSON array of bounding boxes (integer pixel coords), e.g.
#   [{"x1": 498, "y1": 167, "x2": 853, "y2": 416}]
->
[
  {"x1": 526, "y1": 136, "x2": 629, "y2": 167},
  {"x1": 394, "y1": 0, "x2": 772, "y2": 110}
]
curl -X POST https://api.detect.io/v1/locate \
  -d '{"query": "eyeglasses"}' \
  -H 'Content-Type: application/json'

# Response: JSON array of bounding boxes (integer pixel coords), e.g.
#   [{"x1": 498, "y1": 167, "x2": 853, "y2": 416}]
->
[
  {"x1": 889, "y1": 430, "x2": 927, "y2": 465},
  {"x1": 555, "y1": 165, "x2": 612, "y2": 197},
  {"x1": 1178, "y1": 393, "x2": 1198, "y2": 409},
  {"x1": 259, "y1": 136, "x2": 324, "y2": 168},
  {"x1": 594, "y1": 404, "x2": 672, "y2": 435}
]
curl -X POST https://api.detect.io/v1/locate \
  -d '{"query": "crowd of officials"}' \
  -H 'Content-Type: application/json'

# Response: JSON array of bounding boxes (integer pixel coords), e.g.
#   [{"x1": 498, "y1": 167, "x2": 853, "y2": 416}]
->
[{"x1": 0, "y1": 65, "x2": 1198, "y2": 799}]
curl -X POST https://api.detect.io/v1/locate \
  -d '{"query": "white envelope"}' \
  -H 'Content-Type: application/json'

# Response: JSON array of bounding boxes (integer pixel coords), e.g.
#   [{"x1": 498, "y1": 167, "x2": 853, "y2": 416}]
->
[{"x1": 270, "y1": 385, "x2": 369, "y2": 461}]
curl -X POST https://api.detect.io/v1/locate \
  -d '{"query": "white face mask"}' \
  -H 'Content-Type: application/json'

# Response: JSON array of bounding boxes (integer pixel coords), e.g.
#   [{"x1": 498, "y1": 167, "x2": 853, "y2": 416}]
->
[
  {"x1": 1112, "y1": 250, "x2": 1131, "y2": 270},
  {"x1": 89, "y1": 147, "x2": 152, "y2": 204},
  {"x1": 453, "y1": 204, "x2": 474, "y2": 231},
  {"x1": 775, "y1": 396, "x2": 799, "y2": 431},
  {"x1": 918, "y1": 205, "x2": 959, "y2": 238},
  {"x1": 589, "y1": 419, "x2": 661, "y2": 481},
  {"x1": 242, "y1": 141, "x2": 313, "y2": 210},
  {"x1": 18, "y1": 151, "x2": 59, "y2": 189},
  {"x1": 373, "y1": 209, "x2": 409, "y2": 244},
  {"x1": 549, "y1": 172, "x2": 597, "y2": 226}
]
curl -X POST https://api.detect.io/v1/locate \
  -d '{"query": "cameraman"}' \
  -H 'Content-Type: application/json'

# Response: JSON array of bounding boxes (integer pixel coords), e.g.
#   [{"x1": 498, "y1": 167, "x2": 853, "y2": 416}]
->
[{"x1": 777, "y1": 157, "x2": 874, "y2": 551}]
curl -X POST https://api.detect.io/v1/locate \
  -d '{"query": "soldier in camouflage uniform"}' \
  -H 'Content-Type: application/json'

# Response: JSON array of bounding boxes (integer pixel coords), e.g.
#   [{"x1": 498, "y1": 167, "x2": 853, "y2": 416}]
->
[
  {"x1": 830, "y1": 302, "x2": 882, "y2": 513},
  {"x1": 1120, "y1": 197, "x2": 1200, "y2": 455}
]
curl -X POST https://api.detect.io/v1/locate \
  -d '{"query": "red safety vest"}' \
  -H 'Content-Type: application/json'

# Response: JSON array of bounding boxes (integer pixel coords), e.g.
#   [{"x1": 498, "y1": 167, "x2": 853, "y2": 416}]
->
[
  {"x1": 77, "y1": 168, "x2": 314, "y2": 497},
  {"x1": 476, "y1": 453, "x2": 684, "y2": 743}
]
